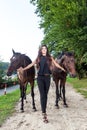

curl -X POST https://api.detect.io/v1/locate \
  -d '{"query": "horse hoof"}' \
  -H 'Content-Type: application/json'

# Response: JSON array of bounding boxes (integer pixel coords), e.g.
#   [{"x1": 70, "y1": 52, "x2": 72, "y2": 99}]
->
[
  {"x1": 20, "y1": 108, "x2": 24, "y2": 112},
  {"x1": 21, "y1": 110, "x2": 24, "y2": 112},
  {"x1": 55, "y1": 105, "x2": 59, "y2": 109},
  {"x1": 26, "y1": 101, "x2": 28, "y2": 103},
  {"x1": 64, "y1": 104, "x2": 68, "y2": 108},
  {"x1": 32, "y1": 108, "x2": 37, "y2": 112}
]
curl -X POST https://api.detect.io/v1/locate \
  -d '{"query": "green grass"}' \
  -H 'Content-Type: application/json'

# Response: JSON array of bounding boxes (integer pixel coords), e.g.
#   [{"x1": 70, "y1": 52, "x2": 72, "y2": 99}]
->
[
  {"x1": 67, "y1": 77, "x2": 87, "y2": 98},
  {"x1": 0, "y1": 84, "x2": 31, "y2": 126}
]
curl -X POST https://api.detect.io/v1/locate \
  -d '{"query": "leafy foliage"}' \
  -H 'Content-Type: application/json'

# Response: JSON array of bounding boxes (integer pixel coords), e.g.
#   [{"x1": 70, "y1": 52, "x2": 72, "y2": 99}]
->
[
  {"x1": 30, "y1": 0, "x2": 87, "y2": 78},
  {"x1": 0, "y1": 60, "x2": 9, "y2": 84}
]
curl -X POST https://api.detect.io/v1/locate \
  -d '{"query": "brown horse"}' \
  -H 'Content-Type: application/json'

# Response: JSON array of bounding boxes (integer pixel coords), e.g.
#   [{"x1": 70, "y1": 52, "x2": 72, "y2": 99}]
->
[
  {"x1": 7, "y1": 49, "x2": 36, "y2": 112},
  {"x1": 52, "y1": 52, "x2": 76, "y2": 108}
]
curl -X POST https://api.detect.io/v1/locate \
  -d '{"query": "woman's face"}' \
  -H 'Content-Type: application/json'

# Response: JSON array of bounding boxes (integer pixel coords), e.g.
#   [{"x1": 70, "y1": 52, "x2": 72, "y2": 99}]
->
[{"x1": 41, "y1": 46, "x2": 47, "y2": 56}]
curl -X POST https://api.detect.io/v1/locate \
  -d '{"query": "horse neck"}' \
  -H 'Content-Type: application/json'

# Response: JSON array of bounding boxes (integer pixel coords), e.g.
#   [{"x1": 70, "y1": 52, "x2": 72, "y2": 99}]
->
[
  {"x1": 60, "y1": 62, "x2": 66, "y2": 71},
  {"x1": 22, "y1": 59, "x2": 27, "y2": 68},
  {"x1": 21, "y1": 55, "x2": 32, "y2": 68}
]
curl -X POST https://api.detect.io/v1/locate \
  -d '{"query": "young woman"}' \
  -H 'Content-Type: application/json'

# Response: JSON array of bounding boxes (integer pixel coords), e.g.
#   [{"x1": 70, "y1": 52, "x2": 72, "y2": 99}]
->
[{"x1": 17, "y1": 45, "x2": 65, "y2": 123}]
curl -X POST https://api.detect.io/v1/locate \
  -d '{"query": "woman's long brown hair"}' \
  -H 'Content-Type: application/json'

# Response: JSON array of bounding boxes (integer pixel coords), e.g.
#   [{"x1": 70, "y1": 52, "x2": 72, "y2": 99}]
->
[{"x1": 36, "y1": 45, "x2": 52, "y2": 69}]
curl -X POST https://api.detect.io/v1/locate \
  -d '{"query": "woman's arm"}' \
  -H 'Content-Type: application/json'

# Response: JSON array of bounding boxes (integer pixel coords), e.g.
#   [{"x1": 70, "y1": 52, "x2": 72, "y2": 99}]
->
[
  {"x1": 51, "y1": 57, "x2": 65, "y2": 72},
  {"x1": 17, "y1": 60, "x2": 36, "y2": 72},
  {"x1": 23, "y1": 60, "x2": 36, "y2": 71}
]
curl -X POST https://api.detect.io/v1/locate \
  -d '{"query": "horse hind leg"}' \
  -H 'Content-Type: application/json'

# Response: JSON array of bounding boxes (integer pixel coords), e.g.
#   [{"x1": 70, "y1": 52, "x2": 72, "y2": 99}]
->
[
  {"x1": 24, "y1": 84, "x2": 28, "y2": 103},
  {"x1": 30, "y1": 81, "x2": 37, "y2": 111},
  {"x1": 62, "y1": 84, "x2": 68, "y2": 107},
  {"x1": 55, "y1": 81, "x2": 60, "y2": 109},
  {"x1": 20, "y1": 85, "x2": 25, "y2": 112},
  {"x1": 59, "y1": 80, "x2": 63, "y2": 100}
]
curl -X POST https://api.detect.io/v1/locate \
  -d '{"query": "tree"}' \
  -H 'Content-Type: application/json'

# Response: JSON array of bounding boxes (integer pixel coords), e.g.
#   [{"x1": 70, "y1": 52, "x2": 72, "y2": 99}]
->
[
  {"x1": 0, "y1": 58, "x2": 9, "y2": 84},
  {"x1": 30, "y1": 0, "x2": 87, "y2": 77}
]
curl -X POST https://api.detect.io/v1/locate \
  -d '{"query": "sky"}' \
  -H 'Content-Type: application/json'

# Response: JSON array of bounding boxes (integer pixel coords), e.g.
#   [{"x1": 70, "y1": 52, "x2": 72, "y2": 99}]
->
[{"x1": 0, "y1": 0, "x2": 44, "y2": 62}]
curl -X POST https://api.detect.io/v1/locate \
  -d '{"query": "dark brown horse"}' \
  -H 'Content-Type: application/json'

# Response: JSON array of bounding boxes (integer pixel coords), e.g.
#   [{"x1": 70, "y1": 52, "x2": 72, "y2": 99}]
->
[
  {"x1": 52, "y1": 52, "x2": 76, "y2": 108},
  {"x1": 7, "y1": 50, "x2": 36, "y2": 112}
]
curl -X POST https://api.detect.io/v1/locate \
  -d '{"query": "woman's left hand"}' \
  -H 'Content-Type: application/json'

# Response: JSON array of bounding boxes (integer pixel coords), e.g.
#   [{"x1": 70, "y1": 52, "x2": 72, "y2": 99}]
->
[{"x1": 62, "y1": 68, "x2": 66, "y2": 72}]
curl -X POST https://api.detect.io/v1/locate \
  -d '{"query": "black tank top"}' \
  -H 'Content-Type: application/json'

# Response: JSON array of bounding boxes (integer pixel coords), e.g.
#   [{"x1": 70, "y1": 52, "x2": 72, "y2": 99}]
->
[{"x1": 38, "y1": 56, "x2": 51, "y2": 76}]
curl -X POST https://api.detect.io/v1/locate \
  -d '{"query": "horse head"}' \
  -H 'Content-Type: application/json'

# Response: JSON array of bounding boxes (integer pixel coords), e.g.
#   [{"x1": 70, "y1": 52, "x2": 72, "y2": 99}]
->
[
  {"x1": 57, "y1": 52, "x2": 76, "y2": 78},
  {"x1": 7, "y1": 49, "x2": 24, "y2": 76}
]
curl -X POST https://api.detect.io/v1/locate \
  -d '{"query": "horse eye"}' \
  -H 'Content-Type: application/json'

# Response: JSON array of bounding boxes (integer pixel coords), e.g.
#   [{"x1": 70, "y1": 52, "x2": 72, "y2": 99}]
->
[
  {"x1": 10, "y1": 56, "x2": 16, "y2": 62},
  {"x1": 12, "y1": 56, "x2": 16, "y2": 60}
]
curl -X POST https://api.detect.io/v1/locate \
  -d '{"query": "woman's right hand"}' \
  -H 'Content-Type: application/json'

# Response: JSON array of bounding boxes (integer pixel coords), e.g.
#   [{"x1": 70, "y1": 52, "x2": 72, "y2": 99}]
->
[
  {"x1": 17, "y1": 67, "x2": 24, "y2": 81},
  {"x1": 17, "y1": 67, "x2": 24, "y2": 74},
  {"x1": 61, "y1": 68, "x2": 66, "y2": 72}
]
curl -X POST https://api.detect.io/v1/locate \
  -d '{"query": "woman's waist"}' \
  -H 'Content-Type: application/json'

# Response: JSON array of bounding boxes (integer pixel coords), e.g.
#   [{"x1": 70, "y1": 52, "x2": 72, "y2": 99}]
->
[{"x1": 38, "y1": 73, "x2": 51, "y2": 76}]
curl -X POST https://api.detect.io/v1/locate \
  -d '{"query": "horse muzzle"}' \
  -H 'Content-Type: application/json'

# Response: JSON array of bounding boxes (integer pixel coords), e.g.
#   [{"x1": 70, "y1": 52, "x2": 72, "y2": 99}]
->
[
  {"x1": 69, "y1": 73, "x2": 77, "y2": 78},
  {"x1": 7, "y1": 71, "x2": 12, "y2": 76}
]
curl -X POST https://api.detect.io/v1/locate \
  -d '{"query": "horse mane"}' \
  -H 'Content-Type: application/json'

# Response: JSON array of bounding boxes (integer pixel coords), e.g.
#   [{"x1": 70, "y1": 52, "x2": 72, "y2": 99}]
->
[
  {"x1": 13, "y1": 51, "x2": 32, "y2": 67},
  {"x1": 16, "y1": 54, "x2": 32, "y2": 68},
  {"x1": 64, "y1": 52, "x2": 74, "y2": 56},
  {"x1": 22, "y1": 54, "x2": 32, "y2": 64},
  {"x1": 13, "y1": 53, "x2": 35, "y2": 75},
  {"x1": 56, "y1": 51, "x2": 74, "y2": 65},
  {"x1": 57, "y1": 51, "x2": 74, "y2": 60},
  {"x1": 57, "y1": 52, "x2": 64, "y2": 59}
]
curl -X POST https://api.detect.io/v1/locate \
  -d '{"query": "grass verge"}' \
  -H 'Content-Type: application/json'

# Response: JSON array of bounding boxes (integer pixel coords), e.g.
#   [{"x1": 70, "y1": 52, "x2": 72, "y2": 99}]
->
[
  {"x1": 67, "y1": 77, "x2": 87, "y2": 98},
  {"x1": 0, "y1": 84, "x2": 31, "y2": 127}
]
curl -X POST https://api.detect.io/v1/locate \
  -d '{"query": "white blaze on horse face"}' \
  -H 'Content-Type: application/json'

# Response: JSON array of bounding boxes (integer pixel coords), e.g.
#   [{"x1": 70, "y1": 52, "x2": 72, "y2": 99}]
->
[
  {"x1": 10, "y1": 56, "x2": 16, "y2": 62},
  {"x1": 12, "y1": 56, "x2": 16, "y2": 60}
]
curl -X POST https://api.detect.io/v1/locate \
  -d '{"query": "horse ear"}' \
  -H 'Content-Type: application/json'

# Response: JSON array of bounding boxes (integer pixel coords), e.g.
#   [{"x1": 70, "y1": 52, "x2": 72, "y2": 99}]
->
[
  {"x1": 60, "y1": 55, "x2": 66, "y2": 63},
  {"x1": 12, "y1": 49, "x2": 15, "y2": 54},
  {"x1": 72, "y1": 51, "x2": 75, "y2": 56}
]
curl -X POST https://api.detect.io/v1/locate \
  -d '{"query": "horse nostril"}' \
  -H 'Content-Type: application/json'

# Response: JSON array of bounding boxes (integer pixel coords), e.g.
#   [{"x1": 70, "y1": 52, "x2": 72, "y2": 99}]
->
[
  {"x1": 7, "y1": 73, "x2": 9, "y2": 76},
  {"x1": 73, "y1": 74, "x2": 77, "y2": 78},
  {"x1": 70, "y1": 74, "x2": 76, "y2": 78},
  {"x1": 7, "y1": 72, "x2": 11, "y2": 76}
]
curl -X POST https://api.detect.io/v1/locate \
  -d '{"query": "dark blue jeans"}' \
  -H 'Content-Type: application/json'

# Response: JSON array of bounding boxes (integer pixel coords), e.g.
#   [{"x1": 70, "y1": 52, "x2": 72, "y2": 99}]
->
[{"x1": 37, "y1": 75, "x2": 51, "y2": 113}]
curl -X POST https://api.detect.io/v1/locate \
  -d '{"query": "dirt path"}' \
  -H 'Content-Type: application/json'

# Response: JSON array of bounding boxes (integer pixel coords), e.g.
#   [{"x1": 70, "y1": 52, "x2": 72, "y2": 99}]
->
[{"x1": 0, "y1": 82, "x2": 87, "y2": 130}]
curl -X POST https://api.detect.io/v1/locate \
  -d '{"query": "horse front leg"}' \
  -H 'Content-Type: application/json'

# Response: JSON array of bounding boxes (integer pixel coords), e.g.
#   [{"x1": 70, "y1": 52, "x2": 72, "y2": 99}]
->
[
  {"x1": 59, "y1": 80, "x2": 62, "y2": 100},
  {"x1": 55, "y1": 80, "x2": 60, "y2": 109},
  {"x1": 30, "y1": 81, "x2": 36, "y2": 111},
  {"x1": 20, "y1": 85, "x2": 25, "y2": 112},
  {"x1": 24, "y1": 83, "x2": 28, "y2": 103},
  {"x1": 62, "y1": 82, "x2": 68, "y2": 107}
]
